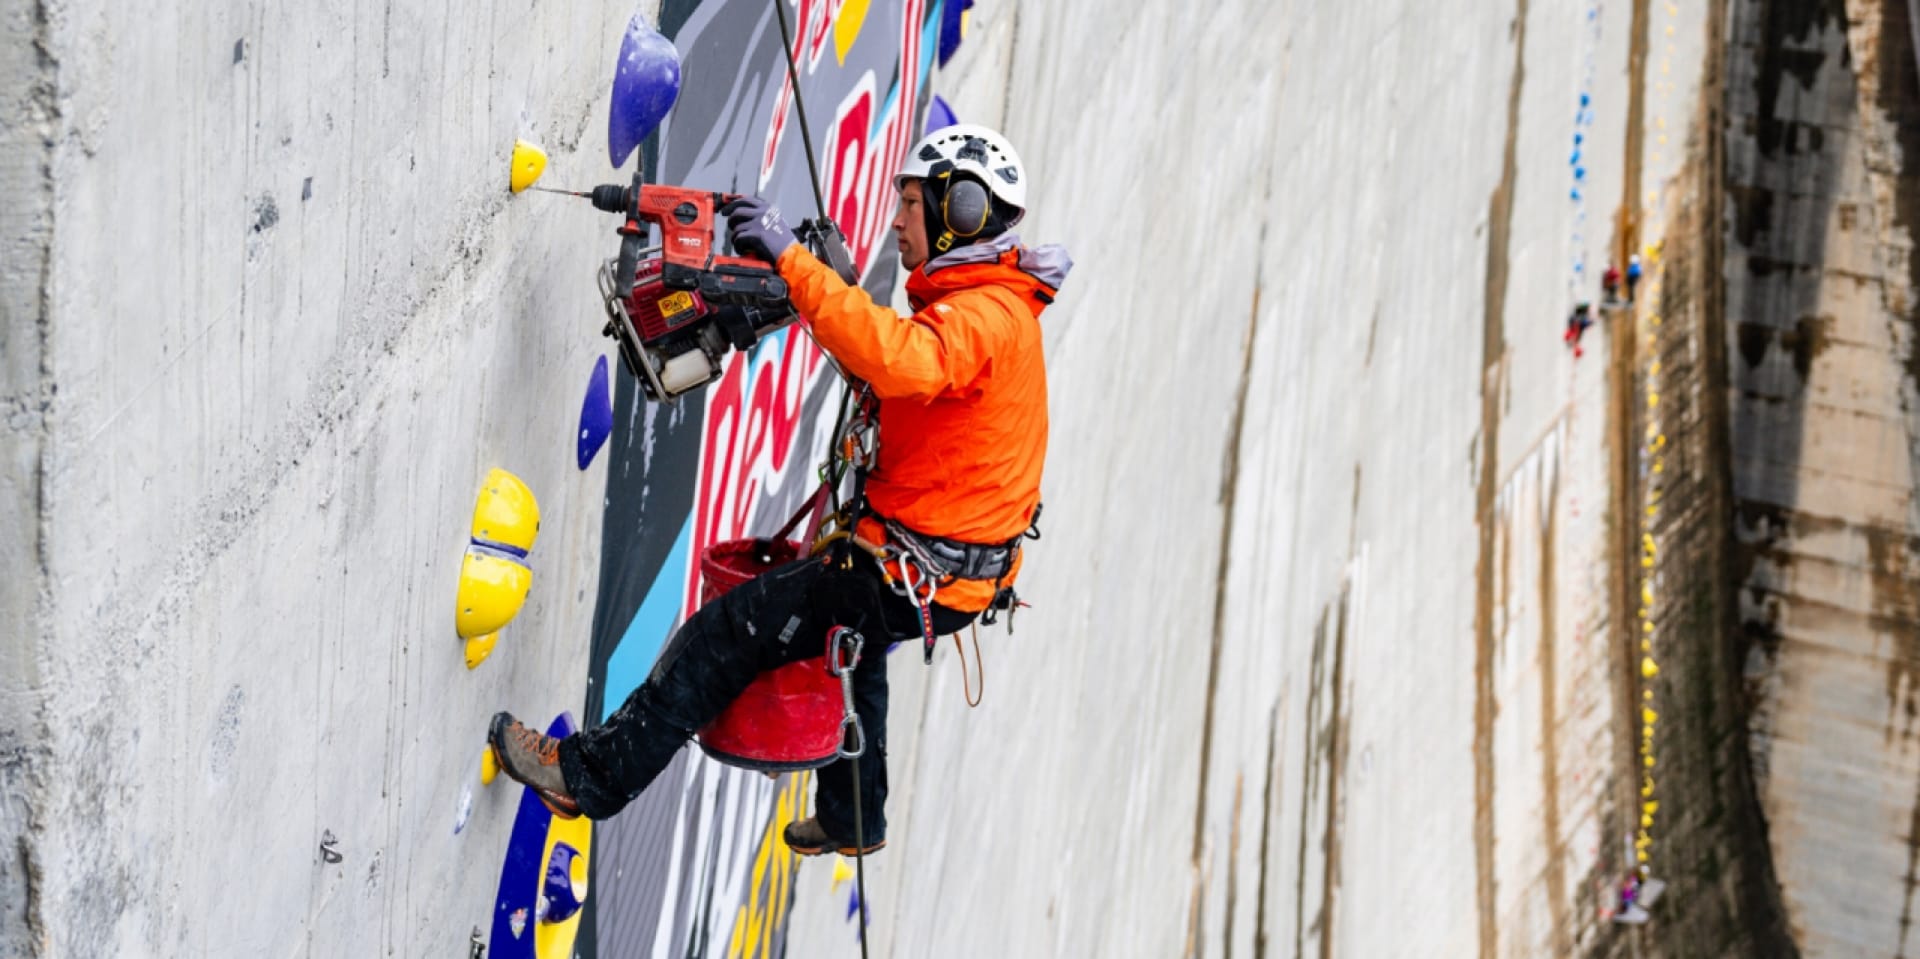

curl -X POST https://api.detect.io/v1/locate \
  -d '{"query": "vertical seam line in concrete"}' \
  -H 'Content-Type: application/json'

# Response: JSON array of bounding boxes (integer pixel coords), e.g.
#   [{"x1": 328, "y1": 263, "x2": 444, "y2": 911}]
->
[
  {"x1": 1252, "y1": 703, "x2": 1281, "y2": 959},
  {"x1": 1536, "y1": 470, "x2": 1570, "y2": 953},
  {"x1": 3, "y1": 0, "x2": 59, "y2": 950},
  {"x1": 1317, "y1": 591, "x2": 1351, "y2": 959},
  {"x1": 1186, "y1": 278, "x2": 1265, "y2": 959},
  {"x1": 1474, "y1": 3, "x2": 1529, "y2": 957}
]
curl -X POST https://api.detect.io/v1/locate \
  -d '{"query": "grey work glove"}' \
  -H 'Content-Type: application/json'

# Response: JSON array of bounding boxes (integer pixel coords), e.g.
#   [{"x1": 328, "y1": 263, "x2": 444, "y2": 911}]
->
[{"x1": 722, "y1": 195, "x2": 796, "y2": 265}]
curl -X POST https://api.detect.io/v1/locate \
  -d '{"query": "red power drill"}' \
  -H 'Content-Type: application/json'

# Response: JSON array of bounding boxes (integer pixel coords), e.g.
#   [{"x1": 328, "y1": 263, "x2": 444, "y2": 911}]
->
[{"x1": 587, "y1": 172, "x2": 798, "y2": 402}]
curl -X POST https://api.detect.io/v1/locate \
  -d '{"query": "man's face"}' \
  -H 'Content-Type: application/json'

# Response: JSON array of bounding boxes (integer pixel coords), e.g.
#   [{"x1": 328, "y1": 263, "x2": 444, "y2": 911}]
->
[{"x1": 892, "y1": 179, "x2": 930, "y2": 271}]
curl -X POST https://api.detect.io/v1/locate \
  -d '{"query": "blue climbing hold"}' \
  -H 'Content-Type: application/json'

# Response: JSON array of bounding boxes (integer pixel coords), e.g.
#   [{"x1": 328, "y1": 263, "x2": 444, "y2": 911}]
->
[
  {"x1": 578, "y1": 355, "x2": 613, "y2": 470},
  {"x1": 937, "y1": 0, "x2": 974, "y2": 67},
  {"x1": 926, "y1": 94, "x2": 957, "y2": 135},
  {"x1": 1574, "y1": 166, "x2": 1586, "y2": 181},
  {"x1": 1575, "y1": 132, "x2": 1584, "y2": 146},
  {"x1": 1580, "y1": 92, "x2": 1591, "y2": 108},
  {"x1": 1571, "y1": 188, "x2": 1582, "y2": 202},
  {"x1": 608, "y1": 11, "x2": 682, "y2": 169},
  {"x1": 1571, "y1": 149, "x2": 1582, "y2": 165}
]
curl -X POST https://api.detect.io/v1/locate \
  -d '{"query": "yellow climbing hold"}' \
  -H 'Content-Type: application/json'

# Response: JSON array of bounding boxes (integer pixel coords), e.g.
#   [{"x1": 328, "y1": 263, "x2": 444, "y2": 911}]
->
[
  {"x1": 1645, "y1": 755, "x2": 1656, "y2": 768},
  {"x1": 1641, "y1": 656, "x2": 1660, "y2": 678},
  {"x1": 1642, "y1": 778, "x2": 1656, "y2": 796},
  {"x1": 1643, "y1": 707, "x2": 1659, "y2": 725},
  {"x1": 455, "y1": 549, "x2": 534, "y2": 639},
  {"x1": 465, "y1": 631, "x2": 500, "y2": 670},
  {"x1": 1643, "y1": 800, "x2": 1660, "y2": 815},
  {"x1": 482, "y1": 745, "x2": 500, "y2": 786},
  {"x1": 472, "y1": 468, "x2": 541, "y2": 551},
  {"x1": 833, "y1": 0, "x2": 871, "y2": 64},
  {"x1": 510, "y1": 139, "x2": 549, "y2": 194},
  {"x1": 831, "y1": 855, "x2": 855, "y2": 892}
]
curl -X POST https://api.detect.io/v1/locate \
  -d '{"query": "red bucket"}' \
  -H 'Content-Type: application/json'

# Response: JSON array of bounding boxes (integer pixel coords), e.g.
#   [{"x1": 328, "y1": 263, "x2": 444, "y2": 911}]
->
[{"x1": 694, "y1": 538, "x2": 847, "y2": 772}]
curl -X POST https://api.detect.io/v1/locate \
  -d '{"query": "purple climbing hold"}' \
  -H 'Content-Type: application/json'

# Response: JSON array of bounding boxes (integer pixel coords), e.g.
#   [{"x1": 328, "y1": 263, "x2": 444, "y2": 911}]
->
[
  {"x1": 578, "y1": 355, "x2": 613, "y2": 470},
  {"x1": 926, "y1": 94, "x2": 958, "y2": 135},
  {"x1": 608, "y1": 11, "x2": 682, "y2": 169},
  {"x1": 937, "y1": 0, "x2": 974, "y2": 67}
]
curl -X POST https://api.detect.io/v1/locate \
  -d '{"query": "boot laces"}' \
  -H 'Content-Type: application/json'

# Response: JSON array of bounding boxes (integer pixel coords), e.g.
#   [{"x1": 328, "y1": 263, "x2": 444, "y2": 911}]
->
[{"x1": 509, "y1": 723, "x2": 560, "y2": 767}]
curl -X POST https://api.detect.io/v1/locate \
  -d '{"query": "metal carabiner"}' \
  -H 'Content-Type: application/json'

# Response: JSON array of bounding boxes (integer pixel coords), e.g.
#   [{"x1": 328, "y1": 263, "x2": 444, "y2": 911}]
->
[
  {"x1": 827, "y1": 625, "x2": 864, "y2": 677},
  {"x1": 829, "y1": 627, "x2": 866, "y2": 759}
]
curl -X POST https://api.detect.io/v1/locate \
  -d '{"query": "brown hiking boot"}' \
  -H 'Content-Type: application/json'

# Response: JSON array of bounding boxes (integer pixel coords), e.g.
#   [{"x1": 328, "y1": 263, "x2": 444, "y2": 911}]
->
[
  {"x1": 782, "y1": 817, "x2": 884, "y2": 857},
  {"x1": 488, "y1": 712, "x2": 581, "y2": 819}
]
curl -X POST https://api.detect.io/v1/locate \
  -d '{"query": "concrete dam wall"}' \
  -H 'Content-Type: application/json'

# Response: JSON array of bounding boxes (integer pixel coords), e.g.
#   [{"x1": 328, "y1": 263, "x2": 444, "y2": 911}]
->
[{"x1": 3, "y1": 0, "x2": 1912, "y2": 956}]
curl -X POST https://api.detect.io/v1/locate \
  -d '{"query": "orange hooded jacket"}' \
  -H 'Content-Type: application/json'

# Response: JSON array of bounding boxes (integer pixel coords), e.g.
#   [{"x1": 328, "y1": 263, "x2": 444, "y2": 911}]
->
[{"x1": 775, "y1": 234, "x2": 1071, "y2": 611}]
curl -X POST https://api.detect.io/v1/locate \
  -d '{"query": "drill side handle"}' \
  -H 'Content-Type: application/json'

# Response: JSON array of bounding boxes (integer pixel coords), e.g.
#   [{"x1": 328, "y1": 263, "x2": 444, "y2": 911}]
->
[{"x1": 613, "y1": 171, "x2": 648, "y2": 298}]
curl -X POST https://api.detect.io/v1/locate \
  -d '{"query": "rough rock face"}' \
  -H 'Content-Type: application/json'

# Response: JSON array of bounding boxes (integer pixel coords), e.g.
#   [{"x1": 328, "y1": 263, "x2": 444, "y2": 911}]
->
[{"x1": 1725, "y1": 0, "x2": 1920, "y2": 954}]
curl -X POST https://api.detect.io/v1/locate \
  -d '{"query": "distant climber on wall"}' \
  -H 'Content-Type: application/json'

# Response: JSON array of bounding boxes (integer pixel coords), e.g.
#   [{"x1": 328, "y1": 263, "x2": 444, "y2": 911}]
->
[
  {"x1": 487, "y1": 125, "x2": 1071, "y2": 857},
  {"x1": 1565, "y1": 300, "x2": 1594, "y2": 358}
]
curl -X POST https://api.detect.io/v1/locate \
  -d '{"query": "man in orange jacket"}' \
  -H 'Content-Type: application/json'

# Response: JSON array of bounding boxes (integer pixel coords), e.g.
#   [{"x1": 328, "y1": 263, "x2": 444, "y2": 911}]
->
[{"x1": 489, "y1": 125, "x2": 1070, "y2": 856}]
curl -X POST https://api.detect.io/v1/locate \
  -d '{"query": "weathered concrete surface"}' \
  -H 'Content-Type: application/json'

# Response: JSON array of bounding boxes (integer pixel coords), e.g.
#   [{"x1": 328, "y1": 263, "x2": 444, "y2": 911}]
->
[
  {"x1": 0, "y1": 2, "x2": 654, "y2": 955},
  {"x1": 0, "y1": 0, "x2": 58, "y2": 954},
  {"x1": 1726, "y1": 0, "x2": 1920, "y2": 954},
  {"x1": 0, "y1": 0, "x2": 1865, "y2": 955}
]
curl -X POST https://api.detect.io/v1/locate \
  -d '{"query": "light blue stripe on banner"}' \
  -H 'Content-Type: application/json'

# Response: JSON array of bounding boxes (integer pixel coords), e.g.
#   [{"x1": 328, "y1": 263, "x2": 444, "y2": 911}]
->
[{"x1": 601, "y1": 513, "x2": 693, "y2": 721}]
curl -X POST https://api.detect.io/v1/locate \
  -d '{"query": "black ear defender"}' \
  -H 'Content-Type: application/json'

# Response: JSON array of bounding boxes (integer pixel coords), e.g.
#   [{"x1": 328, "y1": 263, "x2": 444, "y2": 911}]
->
[{"x1": 924, "y1": 153, "x2": 1004, "y2": 254}]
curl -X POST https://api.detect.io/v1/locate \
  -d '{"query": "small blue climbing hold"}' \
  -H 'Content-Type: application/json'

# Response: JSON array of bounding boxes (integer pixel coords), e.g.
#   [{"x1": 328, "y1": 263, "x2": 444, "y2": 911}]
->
[
  {"x1": 578, "y1": 355, "x2": 613, "y2": 470},
  {"x1": 1571, "y1": 188, "x2": 1582, "y2": 202},
  {"x1": 1571, "y1": 149, "x2": 1582, "y2": 165},
  {"x1": 937, "y1": 0, "x2": 974, "y2": 67},
  {"x1": 1575, "y1": 132, "x2": 1584, "y2": 146},
  {"x1": 608, "y1": 11, "x2": 682, "y2": 169},
  {"x1": 1580, "y1": 92, "x2": 1591, "y2": 108},
  {"x1": 926, "y1": 94, "x2": 957, "y2": 135},
  {"x1": 1574, "y1": 166, "x2": 1586, "y2": 181}
]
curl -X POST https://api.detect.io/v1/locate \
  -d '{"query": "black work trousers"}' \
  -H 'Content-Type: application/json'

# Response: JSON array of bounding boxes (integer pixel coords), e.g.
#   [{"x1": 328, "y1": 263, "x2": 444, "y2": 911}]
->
[{"x1": 559, "y1": 552, "x2": 975, "y2": 843}]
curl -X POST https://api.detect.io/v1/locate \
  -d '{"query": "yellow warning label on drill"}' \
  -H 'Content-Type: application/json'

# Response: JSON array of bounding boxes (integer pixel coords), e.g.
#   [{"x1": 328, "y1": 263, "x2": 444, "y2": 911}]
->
[{"x1": 657, "y1": 291, "x2": 696, "y2": 324}]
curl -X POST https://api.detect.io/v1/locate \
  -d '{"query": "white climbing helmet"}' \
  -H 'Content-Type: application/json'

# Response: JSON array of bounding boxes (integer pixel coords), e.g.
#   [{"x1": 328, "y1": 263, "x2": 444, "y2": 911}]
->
[{"x1": 895, "y1": 123, "x2": 1027, "y2": 224}]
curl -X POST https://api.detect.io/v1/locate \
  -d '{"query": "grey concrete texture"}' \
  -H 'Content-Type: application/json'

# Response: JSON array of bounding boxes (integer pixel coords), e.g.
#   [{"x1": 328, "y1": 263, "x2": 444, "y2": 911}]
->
[
  {"x1": 8, "y1": 0, "x2": 1904, "y2": 955},
  {"x1": 1, "y1": 1, "x2": 659, "y2": 955}
]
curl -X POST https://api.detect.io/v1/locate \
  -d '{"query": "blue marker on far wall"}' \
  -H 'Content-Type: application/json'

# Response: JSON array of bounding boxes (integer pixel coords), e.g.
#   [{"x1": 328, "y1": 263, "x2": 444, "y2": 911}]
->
[{"x1": 579, "y1": 355, "x2": 613, "y2": 470}]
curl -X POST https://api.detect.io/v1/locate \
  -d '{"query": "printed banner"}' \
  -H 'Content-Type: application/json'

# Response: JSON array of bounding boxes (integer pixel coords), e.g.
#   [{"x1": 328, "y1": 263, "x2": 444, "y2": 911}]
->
[{"x1": 579, "y1": 0, "x2": 943, "y2": 955}]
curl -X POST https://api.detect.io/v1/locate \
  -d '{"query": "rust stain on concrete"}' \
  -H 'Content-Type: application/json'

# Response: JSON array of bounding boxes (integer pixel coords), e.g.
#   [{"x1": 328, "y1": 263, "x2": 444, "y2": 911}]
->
[{"x1": 1472, "y1": 2, "x2": 1529, "y2": 954}]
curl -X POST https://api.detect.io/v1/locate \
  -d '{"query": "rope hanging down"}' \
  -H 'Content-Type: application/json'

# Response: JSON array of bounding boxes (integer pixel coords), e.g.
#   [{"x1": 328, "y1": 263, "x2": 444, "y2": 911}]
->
[{"x1": 768, "y1": 2, "x2": 873, "y2": 955}]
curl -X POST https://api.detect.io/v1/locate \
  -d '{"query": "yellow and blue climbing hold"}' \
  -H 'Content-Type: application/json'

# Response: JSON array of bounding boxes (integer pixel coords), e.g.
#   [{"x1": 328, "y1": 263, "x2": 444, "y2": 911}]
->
[{"x1": 456, "y1": 469, "x2": 541, "y2": 666}]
